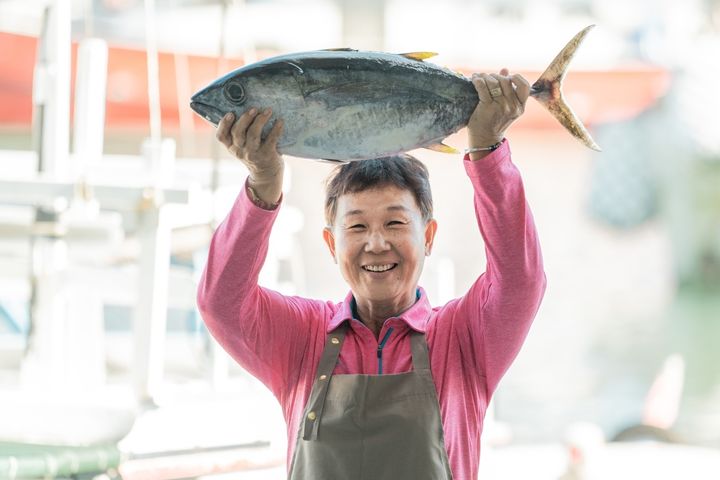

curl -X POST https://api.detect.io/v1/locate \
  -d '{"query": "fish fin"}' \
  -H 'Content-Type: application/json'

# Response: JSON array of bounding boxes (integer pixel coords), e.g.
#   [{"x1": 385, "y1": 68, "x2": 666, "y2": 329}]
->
[
  {"x1": 317, "y1": 158, "x2": 350, "y2": 165},
  {"x1": 529, "y1": 25, "x2": 601, "y2": 151},
  {"x1": 283, "y1": 61, "x2": 304, "y2": 74},
  {"x1": 321, "y1": 47, "x2": 358, "y2": 52},
  {"x1": 425, "y1": 142, "x2": 459, "y2": 154},
  {"x1": 399, "y1": 51, "x2": 438, "y2": 61}
]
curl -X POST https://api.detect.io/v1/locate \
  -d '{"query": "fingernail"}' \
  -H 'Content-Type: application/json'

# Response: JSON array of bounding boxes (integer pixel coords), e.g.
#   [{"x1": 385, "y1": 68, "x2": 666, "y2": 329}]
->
[
  {"x1": 226, "y1": 112, "x2": 234, "y2": 120},
  {"x1": 265, "y1": 108, "x2": 272, "y2": 115},
  {"x1": 248, "y1": 108, "x2": 257, "y2": 115}
]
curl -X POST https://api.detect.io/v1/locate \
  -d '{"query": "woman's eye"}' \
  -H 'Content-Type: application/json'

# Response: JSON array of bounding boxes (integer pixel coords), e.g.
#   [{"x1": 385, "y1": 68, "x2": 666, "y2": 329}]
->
[
  {"x1": 348, "y1": 224, "x2": 365, "y2": 230},
  {"x1": 388, "y1": 220, "x2": 405, "y2": 226}
]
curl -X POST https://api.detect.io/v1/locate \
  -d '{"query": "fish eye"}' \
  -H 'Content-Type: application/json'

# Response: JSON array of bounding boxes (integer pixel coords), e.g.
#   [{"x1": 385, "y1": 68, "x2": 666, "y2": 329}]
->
[{"x1": 223, "y1": 80, "x2": 246, "y2": 104}]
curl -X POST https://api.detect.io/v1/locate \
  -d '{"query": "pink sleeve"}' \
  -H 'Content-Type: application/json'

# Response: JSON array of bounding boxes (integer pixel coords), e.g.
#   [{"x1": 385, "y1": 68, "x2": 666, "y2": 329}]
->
[
  {"x1": 448, "y1": 140, "x2": 546, "y2": 396},
  {"x1": 196, "y1": 180, "x2": 328, "y2": 401}
]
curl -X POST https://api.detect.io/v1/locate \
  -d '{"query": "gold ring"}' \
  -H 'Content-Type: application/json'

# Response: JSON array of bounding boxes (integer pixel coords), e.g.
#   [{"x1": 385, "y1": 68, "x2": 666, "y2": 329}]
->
[{"x1": 489, "y1": 87, "x2": 503, "y2": 98}]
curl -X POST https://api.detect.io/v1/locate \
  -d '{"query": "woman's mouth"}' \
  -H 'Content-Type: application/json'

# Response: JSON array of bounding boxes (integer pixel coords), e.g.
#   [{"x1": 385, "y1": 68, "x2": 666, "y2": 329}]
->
[{"x1": 362, "y1": 263, "x2": 397, "y2": 273}]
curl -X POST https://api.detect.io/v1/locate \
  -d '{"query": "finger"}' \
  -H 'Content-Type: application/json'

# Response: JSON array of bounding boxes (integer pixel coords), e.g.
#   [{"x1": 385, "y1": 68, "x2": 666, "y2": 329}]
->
[
  {"x1": 230, "y1": 108, "x2": 258, "y2": 146},
  {"x1": 246, "y1": 108, "x2": 273, "y2": 150},
  {"x1": 485, "y1": 74, "x2": 504, "y2": 102},
  {"x1": 471, "y1": 74, "x2": 492, "y2": 103},
  {"x1": 491, "y1": 73, "x2": 514, "y2": 101},
  {"x1": 230, "y1": 107, "x2": 258, "y2": 147},
  {"x1": 216, "y1": 112, "x2": 235, "y2": 147},
  {"x1": 500, "y1": 67, "x2": 509, "y2": 76},
  {"x1": 262, "y1": 118, "x2": 284, "y2": 151},
  {"x1": 510, "y1": 73, "x2": 530, "y2": 105}
]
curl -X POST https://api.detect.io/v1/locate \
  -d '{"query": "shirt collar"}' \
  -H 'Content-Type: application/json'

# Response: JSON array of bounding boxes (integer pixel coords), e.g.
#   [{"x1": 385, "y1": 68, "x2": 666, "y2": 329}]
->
[{"x1": 327, "y1": 287, "x2": 432, "y2": 333}]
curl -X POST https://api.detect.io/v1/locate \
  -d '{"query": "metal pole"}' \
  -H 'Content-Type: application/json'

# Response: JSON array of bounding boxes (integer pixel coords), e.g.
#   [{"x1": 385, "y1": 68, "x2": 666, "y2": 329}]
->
[
  {"x1": 210, "y1": 0, "x2": 231, "y2": 199},
  {"x1": 22, "y1": 0, "x2": 72, "y2": 390},
  {"x1": 132, "y1": 0, "x2": 169, "y2": 405},
  {"x1": 133, "y1": 202, "x2": 171, "y2": 405},
  {"x1": 207, "y1": 0, "x2": 235, "y2": 388},
  {"x1": 174, "y1": 52, "x2": 195, "y2": 156},
  {"x1": 41, "y1": 0, "x2": 72, "y2": 178},
  {"x1": 72, "y1": 38, "x2": 108, "y2": 180},
  {"x1": 144, "y1": 0, "x2": 162, "y2": 158},
  {"x1": 31, "y1": 8, "x2": 50, "y2": 173}
]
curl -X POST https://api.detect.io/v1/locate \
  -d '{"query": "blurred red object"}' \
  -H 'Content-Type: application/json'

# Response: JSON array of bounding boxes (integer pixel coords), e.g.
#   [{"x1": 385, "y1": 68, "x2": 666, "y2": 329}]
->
[{"x1": 0, "y1": 32, "x2": 671, "y2": 133}]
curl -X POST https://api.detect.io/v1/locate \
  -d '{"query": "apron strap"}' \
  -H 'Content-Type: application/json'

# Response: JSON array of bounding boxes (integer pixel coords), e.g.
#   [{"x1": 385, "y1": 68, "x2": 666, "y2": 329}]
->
[
  {"x1": 410, "y1": 330, "x2": 431, "y2": 372},
  {"x1": 302, "y1": 322, "x2": 348, "y2": 441}
]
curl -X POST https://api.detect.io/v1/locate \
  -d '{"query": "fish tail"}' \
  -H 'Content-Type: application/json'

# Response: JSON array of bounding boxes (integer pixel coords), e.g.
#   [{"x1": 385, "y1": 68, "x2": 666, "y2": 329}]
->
[{"x1": 529, "y1": 25, "x2": 601, "y2": 151}]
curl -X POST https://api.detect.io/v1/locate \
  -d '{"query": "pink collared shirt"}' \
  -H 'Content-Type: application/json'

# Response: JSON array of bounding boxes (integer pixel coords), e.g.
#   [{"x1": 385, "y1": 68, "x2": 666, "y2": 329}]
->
[{"x1": 197, "y1": 140, "x2": 546, "y2": 480}]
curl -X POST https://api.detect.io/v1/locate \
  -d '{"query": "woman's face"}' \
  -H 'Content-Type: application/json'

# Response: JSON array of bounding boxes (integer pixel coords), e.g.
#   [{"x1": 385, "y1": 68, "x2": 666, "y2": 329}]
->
[{"x1": 323, "y1": 185, "x2": 437, "y2": 311}]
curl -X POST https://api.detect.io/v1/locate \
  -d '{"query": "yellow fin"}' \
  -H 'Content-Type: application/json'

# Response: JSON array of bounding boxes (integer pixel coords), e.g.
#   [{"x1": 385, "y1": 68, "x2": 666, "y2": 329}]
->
[
  {"x1": 425, "y1": 142, "x2": 459, "y2": 154},
  {"x1": 399, "y1": 51, "x2": 438, "y2": 61}
]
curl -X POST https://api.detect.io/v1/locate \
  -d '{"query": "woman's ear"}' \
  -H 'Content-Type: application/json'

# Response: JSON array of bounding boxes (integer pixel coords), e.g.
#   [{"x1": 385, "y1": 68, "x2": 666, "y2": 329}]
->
[
  {"x1": 424, "y1": 219, "x2": 438, "y2": 256},
  {"x1": 322, "y1": 227, "x2": 337, "y2": 263}
]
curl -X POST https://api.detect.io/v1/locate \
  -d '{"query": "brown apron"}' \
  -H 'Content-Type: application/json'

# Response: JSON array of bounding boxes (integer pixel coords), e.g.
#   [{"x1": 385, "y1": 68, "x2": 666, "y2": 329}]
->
[{"x1": 288, "y1": 322, "x2": 454, "y2": 480}]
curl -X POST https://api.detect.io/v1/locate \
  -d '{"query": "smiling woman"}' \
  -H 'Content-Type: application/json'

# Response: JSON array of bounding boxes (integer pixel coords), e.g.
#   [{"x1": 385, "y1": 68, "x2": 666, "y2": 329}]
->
[
  {"x1": 321, "y1": 159, "x2": 438, "y2": 337},
  {"x1": 197, "y1": 67, "x2": 546, "y2": 480}
]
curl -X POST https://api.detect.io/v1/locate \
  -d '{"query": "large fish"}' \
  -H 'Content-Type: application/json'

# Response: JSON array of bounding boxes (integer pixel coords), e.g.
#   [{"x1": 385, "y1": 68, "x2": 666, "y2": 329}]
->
[{"x1": 190, "y1": 25, "x2": 600, "y2": 162}]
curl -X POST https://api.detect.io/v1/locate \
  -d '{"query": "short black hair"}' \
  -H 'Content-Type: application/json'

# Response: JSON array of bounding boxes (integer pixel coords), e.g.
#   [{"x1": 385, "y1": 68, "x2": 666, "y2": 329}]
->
[{"x1": 324, "y1": 154, "x2": 433, "y2": 225}]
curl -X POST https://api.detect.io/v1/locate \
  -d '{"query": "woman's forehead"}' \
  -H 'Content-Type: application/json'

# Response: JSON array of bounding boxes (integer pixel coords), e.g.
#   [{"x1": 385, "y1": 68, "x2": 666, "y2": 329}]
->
[{"x1": 337, "y1": 185, "x2": 421, "y2": 214}]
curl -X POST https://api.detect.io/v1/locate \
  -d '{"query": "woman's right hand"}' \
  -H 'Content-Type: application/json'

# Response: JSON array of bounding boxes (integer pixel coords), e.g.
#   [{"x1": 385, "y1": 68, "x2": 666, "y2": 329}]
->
[{"x1": 216, "y1": 108, "x2": 285, "y2": 205}]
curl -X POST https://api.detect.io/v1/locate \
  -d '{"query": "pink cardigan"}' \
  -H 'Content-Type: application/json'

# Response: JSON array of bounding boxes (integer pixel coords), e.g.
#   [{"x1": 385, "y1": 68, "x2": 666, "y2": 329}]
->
[{"x1": 197, "y1": 140, "x2": 546, "y2": 480}]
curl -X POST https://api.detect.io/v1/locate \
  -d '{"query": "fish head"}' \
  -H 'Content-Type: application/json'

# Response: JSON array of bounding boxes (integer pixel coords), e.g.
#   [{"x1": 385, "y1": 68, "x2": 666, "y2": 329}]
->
[
  {"x1": 190, "y1": 59, "x2": 307, "y2": 127},
  {"x1": 190, "y1": 79, "x2": 240, "y2": 126}
]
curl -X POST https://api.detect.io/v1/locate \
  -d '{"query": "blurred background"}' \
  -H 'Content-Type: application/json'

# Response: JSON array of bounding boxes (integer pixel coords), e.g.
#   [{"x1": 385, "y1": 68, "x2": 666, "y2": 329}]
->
[{"x1": 0, "y1": 0, "x2": 719, "y2": 478}]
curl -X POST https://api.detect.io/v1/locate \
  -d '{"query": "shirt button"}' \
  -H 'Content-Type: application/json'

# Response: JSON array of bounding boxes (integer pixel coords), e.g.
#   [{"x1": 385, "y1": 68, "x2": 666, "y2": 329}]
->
[
  {"x1": 331, "y1": 337, "x2": 340, "y2": 345},
  {"x1": 319, "y1": 375, "x2": 327, "y2": 380},
  {"x1": 308, "y1": 411, "x2": 317, "y2": 421}
]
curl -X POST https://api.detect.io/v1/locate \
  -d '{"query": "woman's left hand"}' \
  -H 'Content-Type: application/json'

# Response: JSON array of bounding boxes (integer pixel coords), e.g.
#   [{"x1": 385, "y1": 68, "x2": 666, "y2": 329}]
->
[{"x1": 467, "y1": 68, "x2": 530, "y2": 149}]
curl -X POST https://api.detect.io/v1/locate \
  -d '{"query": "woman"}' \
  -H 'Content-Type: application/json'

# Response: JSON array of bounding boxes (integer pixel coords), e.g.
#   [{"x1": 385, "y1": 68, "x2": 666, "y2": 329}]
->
[{"x1": 197, "y1": 69, "x2": 546, "y2": 480}]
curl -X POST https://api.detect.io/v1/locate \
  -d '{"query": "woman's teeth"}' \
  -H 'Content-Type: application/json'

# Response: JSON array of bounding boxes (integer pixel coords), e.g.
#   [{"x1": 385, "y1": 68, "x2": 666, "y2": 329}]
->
[{"x1": 363, "y1": 264, "x2": 395, "y2": 272}]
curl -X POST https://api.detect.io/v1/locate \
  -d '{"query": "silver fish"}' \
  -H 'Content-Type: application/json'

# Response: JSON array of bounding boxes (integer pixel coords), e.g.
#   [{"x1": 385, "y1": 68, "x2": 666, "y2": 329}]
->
[{"x1": 190, "y1": 25, "x2": 600, "y2": 162}]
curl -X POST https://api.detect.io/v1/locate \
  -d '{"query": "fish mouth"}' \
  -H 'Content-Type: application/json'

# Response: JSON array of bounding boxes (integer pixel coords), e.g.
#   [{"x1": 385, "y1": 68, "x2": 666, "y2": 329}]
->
[{"x1": 189, "y1": 101, "x2": 225, "y2": 126}]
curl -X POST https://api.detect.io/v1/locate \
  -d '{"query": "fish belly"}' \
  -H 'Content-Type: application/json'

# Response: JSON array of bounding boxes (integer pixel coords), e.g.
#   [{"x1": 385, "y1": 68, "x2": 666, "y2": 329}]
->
[{"x1": 282, "y1": 98, "x2": 463, "y2": 161}]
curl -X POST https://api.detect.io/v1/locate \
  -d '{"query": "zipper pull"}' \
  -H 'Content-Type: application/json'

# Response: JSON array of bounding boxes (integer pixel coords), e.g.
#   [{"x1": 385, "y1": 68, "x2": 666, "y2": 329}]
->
[{"x1": 376, "y1": 327, "x2": 394, "y2": 375}]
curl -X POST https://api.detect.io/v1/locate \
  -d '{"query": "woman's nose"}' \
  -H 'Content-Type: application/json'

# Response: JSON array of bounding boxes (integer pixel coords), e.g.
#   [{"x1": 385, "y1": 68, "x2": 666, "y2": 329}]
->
[{"x1": 364, "y1": 230, "x2": 390, "y2": 252}]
